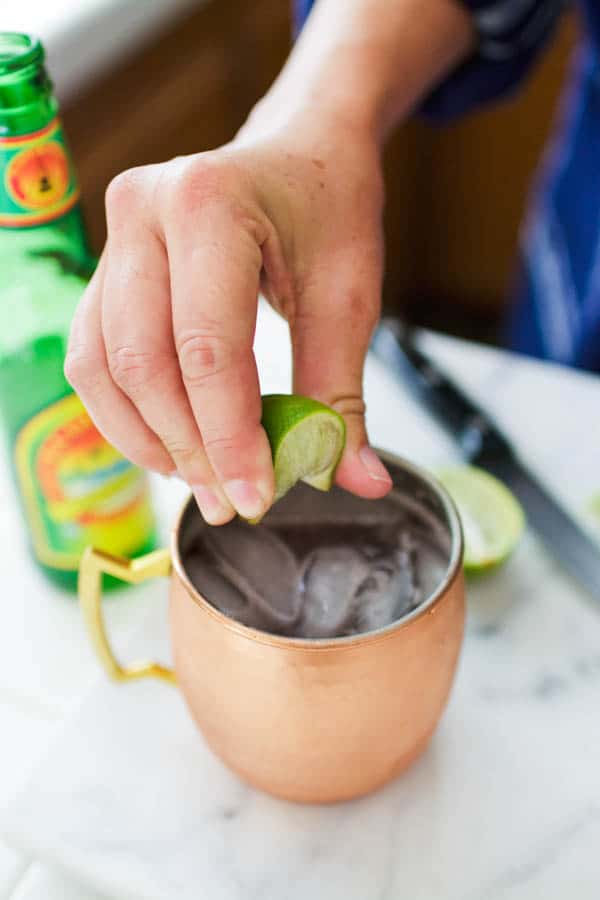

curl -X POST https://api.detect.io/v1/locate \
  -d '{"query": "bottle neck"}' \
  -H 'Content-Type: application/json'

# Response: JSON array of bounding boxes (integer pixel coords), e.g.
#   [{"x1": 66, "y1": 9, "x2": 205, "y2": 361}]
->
[
  {"x1": 0, "y1": 33, "x2": 88, "y2": 248},
  {"x1": 0, "y1": 33, "x2": 55, "y2": 137}
]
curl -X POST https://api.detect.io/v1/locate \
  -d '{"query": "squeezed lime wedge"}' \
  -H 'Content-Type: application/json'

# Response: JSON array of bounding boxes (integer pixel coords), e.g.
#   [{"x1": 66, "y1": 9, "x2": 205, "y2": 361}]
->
[
  {"x1": 436, "y1": 465, "x2": 525, "y2": 572},
  {"x1": 260, "y1": 394, "x2": 346, "y2": 510}
]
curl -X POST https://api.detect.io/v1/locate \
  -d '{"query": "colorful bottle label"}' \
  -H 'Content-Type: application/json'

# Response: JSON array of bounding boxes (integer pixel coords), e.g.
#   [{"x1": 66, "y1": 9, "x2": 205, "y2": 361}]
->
[
  {"x1": 0, "y1": 118, "x2": 80, "y2": 227},
  {"x1": 14, "y1": 393, "x2": 155, "y2": 570}
]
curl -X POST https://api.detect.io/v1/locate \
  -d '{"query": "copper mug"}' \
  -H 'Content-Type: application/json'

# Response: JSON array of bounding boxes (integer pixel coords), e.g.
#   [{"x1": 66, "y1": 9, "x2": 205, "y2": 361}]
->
[{"x1": 79, "y1": 452, "x2": 464, "y2": 804}]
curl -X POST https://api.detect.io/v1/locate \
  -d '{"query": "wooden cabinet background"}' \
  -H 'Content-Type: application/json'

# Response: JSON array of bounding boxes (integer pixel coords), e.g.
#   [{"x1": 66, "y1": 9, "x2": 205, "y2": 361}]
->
[{"x1": 62, "y1": 0, "x2": 579, "y2": 342}]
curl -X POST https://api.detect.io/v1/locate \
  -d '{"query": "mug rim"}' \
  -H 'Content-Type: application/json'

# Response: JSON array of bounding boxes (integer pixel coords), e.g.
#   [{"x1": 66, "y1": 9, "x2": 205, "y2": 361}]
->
[{"x1": 170, "y1": 450, "x2": 464, "y2": 651}]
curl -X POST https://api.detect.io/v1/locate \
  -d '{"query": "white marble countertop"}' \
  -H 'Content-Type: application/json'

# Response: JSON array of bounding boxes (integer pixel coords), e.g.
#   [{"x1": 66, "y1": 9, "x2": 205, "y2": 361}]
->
[
  {"x1": 0, "y1": 303, "x2": 599, "y2": 899},
  {"x1": 2, "y1": 0, "x2": 204, "y2": 101}
]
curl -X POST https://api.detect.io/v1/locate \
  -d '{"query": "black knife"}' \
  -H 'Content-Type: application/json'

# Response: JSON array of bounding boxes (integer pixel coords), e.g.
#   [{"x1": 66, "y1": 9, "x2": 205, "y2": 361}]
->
[{"x1": 371, "y1": 317, "x2": 600, "y2": 601}]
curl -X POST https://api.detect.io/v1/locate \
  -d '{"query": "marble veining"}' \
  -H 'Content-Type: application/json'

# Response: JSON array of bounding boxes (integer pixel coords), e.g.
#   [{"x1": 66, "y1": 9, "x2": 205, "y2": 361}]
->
[{"x1": 470, "y1": 805, "x2": 600, "y2": 900}]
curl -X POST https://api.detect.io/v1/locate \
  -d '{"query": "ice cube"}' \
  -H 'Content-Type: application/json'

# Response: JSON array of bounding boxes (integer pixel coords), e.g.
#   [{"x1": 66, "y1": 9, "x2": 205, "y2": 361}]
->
[
  {"x1": 203, "y1": 521, "x2": 302, "y2": 630},
  {"x1": 354, "y1": 534, "x2": 421, "y2": 634},
  {"x1": 298, "y1": 546, "x2": 372, "y2": 638},
  {"x1": 185, "y1": 554, "x2": 270, "y2": 631}
]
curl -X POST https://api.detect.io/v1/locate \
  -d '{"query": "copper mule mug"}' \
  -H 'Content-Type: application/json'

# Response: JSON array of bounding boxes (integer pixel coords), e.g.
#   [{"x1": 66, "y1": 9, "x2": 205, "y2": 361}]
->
[{"x1": 79, "y1": 452, "x2": 464, "y2": 804}]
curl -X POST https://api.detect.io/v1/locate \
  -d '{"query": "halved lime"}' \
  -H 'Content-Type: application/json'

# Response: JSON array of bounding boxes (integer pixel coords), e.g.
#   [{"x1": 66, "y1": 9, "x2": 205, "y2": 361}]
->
[
  {"x1": 261, "y1": 394, "x2": 346, "y2": 505},
  {"x1": 435, "y1": 465, "x2": 525, "y2": 572}
]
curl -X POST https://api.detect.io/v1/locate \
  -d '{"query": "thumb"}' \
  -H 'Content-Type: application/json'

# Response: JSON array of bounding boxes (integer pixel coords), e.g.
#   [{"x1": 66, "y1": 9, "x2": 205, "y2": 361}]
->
[{"x1": 291, "y1": 276, "x2": 392, "y2": 499}]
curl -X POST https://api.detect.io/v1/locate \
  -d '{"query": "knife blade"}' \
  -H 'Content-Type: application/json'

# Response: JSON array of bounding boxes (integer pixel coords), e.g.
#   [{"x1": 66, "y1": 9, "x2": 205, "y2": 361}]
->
[{"x1": 371, "y1": 318, "x2": 600, "y2": 601}]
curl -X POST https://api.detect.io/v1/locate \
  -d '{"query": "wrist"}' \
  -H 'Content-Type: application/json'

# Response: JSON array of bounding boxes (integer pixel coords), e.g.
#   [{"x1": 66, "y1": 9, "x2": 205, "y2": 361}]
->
[
  {"x1": 238, "y1": 84, "x2": 382, "y2": 152},
  {"x1": 241, "y1": 0, "x2": 474, "y2": 146}
]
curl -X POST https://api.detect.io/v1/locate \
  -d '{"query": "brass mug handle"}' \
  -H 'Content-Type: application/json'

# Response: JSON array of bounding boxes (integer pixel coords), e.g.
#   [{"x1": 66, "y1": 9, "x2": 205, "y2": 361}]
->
[{"x1": 78, "y1": 546, "x2": 177, "y2": 685}]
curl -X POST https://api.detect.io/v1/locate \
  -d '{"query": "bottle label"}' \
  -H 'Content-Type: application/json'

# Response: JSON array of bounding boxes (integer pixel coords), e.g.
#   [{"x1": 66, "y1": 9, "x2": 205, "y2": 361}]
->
[
  {"x1": 14, "y1": 393, "x2": 155, "y2": 570},
  {"x1": 0, "y1": 117, "x2": 80, "y2": 227}
]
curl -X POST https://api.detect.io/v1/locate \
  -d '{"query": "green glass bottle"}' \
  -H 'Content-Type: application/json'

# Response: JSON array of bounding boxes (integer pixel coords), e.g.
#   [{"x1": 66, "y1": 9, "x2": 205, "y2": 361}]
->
[{"x1": 0, "y1": 33, "x2": 156, "y2": 589}]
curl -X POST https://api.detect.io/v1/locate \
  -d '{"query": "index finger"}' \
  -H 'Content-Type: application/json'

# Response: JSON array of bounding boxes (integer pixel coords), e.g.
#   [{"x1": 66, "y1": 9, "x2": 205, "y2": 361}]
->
[{"x1": 166, "y1": 198, "x2": 274, "y2": 521}]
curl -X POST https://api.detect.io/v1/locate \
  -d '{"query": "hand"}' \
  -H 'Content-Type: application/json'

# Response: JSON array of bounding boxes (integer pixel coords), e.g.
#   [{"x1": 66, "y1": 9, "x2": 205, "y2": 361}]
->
[{"x1": 65, "y1": 111, "x2": 393, "y2": 525}]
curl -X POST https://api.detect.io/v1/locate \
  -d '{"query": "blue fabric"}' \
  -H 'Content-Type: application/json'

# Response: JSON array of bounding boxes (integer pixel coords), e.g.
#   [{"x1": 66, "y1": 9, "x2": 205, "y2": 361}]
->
[
  {"x1": 294, "y1": 1, "x2": 600, "y2": 373},
  {"x1": 507, "y1": 41, "x2": 600, "y2": 371},
  {"x1": 293, "y1": 0, "x2": 314, "y2": 35}
]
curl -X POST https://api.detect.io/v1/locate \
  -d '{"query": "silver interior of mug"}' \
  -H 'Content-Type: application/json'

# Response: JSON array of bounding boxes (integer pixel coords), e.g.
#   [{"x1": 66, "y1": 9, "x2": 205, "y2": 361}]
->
[{"x1": 175, "y1": 452, "x2": 463, "y2": 638}]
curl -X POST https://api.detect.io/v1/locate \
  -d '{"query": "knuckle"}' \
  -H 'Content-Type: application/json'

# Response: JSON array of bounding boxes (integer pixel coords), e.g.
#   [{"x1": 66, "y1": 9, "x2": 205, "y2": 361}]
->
[
  {"x1": 105, "y1": 168, "x2": 145, "y2": 221},
  {"x1": 161, "y1": 438, "x2": 196, "y2": 462},
  {"x1": 202, "y1": 432, "x2": 243, "y2": 455},
  {"x1": 176, "y1": 331, "x2": 235, "y2": 386},
  {"x1": 107, "y1": 345, "x2": 157, "y2": 395},
  {"x1": 166, "y1": 156, "x2": 228, "y2": 216},
  {"x1": 160, "y1": 439, "x2": 204, "y2": 480},
  {"x1": 130, "y1": 445, "x2": 172, "y2": 475},
  {"x1": 163, "y1": 156, "x2": 267, "y2": 244},
  {"x1": 64, "y1": 345, "x2": 99, "y2": 392}
]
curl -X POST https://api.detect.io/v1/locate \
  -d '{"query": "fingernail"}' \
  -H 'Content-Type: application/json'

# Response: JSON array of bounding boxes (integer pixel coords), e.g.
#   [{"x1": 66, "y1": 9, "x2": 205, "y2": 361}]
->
[
  {"x1": 359, "y1": 446, "x2": 393, "y2": 484},
  {"x1": 223, "y1": 479, "x2": 267, "y2": 520},
  {"x1": 192, "y1": 485, "x2": 233, "y2": 525}
]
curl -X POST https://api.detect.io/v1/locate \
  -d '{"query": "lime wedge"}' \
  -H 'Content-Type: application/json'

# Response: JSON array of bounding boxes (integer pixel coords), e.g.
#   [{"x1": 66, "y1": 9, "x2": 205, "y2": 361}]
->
[
  {"x1": 435, "y1": 465, "x2": 525, "y2": 572},
  {"x1": 587, "y1": 494, "x2": 600, "y2": 542},
  {"x1": 261, "y1": 394, "x2": 346, "y2": 505},
  {"x1": 589, "y1": 494, "x2": 600, "y2": 524}
]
